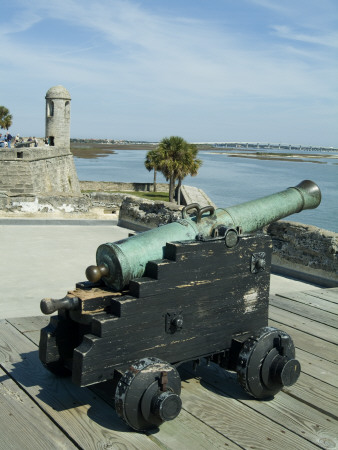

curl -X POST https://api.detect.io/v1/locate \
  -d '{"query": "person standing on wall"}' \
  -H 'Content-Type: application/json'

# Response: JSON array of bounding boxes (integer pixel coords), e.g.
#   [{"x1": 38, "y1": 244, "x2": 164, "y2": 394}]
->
[{"x1": 6, "y1": 132, "x2": 12, "y2": 148}]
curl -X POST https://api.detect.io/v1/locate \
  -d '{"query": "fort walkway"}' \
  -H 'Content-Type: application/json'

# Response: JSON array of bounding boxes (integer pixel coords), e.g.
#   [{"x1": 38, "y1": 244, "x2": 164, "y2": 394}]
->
[{"x1": 0, "y1": 218, "x2": 337, "y2": 448}]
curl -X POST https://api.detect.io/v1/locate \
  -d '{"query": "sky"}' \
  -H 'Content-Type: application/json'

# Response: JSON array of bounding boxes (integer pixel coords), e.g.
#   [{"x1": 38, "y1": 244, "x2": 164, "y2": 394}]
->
[{"x1": 1, "y1": 0, "x2": 337, "y2": 146}]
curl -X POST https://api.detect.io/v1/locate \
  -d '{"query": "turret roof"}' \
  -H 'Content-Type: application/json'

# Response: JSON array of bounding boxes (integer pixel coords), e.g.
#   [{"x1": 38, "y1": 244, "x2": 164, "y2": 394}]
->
[{"x1": 45, "y1": 85, "x2": 71, "y2": 100}]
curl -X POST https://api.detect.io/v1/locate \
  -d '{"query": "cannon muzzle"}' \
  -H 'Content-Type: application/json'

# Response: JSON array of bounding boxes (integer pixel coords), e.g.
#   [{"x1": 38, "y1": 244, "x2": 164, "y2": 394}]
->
[{"x1": 86, "y1": 180, "x2": 321, "y2": 291}]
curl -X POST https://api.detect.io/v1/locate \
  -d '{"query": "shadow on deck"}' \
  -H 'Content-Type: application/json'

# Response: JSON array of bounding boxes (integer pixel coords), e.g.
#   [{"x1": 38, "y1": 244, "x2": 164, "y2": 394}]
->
[{"x1": 0, "y1": 287, "x2": 337, "y2": 449}]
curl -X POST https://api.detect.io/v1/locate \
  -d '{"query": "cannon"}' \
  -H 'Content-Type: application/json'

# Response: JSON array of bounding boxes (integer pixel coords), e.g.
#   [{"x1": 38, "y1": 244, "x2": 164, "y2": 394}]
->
[{"x1": 39, "y1": 180, "x2": 321, "y2": 431}]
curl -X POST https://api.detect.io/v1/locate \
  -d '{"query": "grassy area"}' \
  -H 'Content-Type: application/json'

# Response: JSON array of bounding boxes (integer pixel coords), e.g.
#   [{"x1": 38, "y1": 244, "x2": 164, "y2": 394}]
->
[{"x1": 81, "y1": 189, "x2": 170, "y2": 202}]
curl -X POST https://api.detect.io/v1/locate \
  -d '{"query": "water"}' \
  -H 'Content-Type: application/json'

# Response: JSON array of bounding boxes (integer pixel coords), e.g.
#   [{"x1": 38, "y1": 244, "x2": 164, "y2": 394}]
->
[{"x1": 74, "y1": 150, "x2": 338, "y2": 232}]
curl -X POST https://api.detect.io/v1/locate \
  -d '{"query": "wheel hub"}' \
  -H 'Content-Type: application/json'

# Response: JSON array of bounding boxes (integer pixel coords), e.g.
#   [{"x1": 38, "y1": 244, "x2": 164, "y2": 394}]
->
[
  {"x1": 237, "y1": 327, "x2": 301, "y2": 398},
  {"x1": 152, "y1": 391, "x2": 182, "y2": 421},
  {"x1": 115, "y1": 357, "x2": 182, "y2": 431}
]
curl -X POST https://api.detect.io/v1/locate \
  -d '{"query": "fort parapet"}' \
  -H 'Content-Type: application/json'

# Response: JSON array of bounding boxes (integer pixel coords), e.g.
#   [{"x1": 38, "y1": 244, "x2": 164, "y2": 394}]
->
[
  {"x1": 0, "y1": 146, "x2": 80, "y2": 196},
  {"x1": 0, "y1": 85, "x2": 81, "y2": 198}
]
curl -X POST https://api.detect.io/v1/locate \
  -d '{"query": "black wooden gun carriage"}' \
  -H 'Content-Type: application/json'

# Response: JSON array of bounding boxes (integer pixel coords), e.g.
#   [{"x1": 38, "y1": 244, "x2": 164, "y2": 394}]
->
[{"x1": 39, "y1": 180, "x2": 321, "y2": 431}]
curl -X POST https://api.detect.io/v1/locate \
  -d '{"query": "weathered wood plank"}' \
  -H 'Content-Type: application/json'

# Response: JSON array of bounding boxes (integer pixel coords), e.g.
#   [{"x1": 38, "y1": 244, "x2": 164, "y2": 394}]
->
[
  {"x1": 296, "y1": 348, "x2": 338, "y2": 388},
  {"x1": 275, "y1": 292, "x2": 338, "y2": 314},
  {"x1": 282, "y1": 372, "x2": 338, "y2": 420},
  {"x1": 269, "y1": 305, "x2": 338, "y2": 344},
  {"x1": 147, "y1": 411, "x2": 242, "y2": 450},
  {"x1": 180, "y1": 362, "x2": 338, "y2": 449},
  {"x1": 5, "y1": 290, "x2": 337, "y2": 450},
  {"x1": 90, "y1": 380, "x2": 241, "y2": 449},
  {"x1": 303, "y1": 288, "x2": 338, "y2": 303},
  {"x1": 270, "y1": 295, "x2": 338, "y2": 328},
  {"x1": 0, "y1": 320, "x2": 161, "y2": 450},
  {"x1": 131, "y1": 234, "x2": 272, "y2": 298},
  {"x1": 0, "y1": 367, "x2": 77, "y2": 449},
  {"x1": 7, "y1": 316, "x2": 50, "y2": 346},
  {"x1": 178, "y1": 371, "x2": 322, "y2": 449},
  {"x1": 269, "y1": 321, "x2": 337, "y2": 387},
  {"x1": 5, "y1": 317, "x2": 243, "y2": 449},
  {"x1": 269, "y1": 319, "x2": 337, "y2": 364},
  {"x1": 71, "y1": 295, "x2": 269, "y2": 385},
  {"x1": 7, "y1": 316, "x2": 50, "y2": 332}
]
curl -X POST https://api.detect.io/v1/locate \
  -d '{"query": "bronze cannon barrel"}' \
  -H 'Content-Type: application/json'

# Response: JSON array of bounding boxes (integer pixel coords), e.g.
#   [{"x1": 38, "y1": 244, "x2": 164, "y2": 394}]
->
[
  {"x1": 86, "y1": 180, "x2": 321, "y2": 291},
  {"x1": 213, "y1": 179, "x2": 321, "y2": 234}
]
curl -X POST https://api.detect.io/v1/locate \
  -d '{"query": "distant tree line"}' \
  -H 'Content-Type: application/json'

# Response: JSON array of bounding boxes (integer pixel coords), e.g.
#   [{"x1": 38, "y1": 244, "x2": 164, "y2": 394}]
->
[{"x1": 145, "y1": 136, "x2": 202, "y2": 203}]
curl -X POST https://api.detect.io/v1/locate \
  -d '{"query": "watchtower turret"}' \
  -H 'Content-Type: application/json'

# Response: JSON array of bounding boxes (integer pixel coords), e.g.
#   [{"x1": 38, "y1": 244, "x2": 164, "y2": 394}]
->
[{"x1": 45, "y1": 85, "x2": 71, "y2": 148}]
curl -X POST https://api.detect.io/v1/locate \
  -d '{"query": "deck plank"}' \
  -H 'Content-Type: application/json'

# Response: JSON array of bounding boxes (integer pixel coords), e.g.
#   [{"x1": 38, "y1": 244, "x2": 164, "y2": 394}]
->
[
  {"x1": 8, "y1": 316, "x2": 50, "y2": 332},
  {"x1": 2, "y1": 318, "x2": 242, "y2": 449},
  {"x1": 7, "y1": 316, "x2": 50, "y2": 347},
  {"x1": 282, "y1": 372, "x2": 338, "y2": 420},
  {"x1": 269, "y1": 318, "x2": 338, "y2": 417},
  {"x1": 179, "y1": 368, "x2": 324, "y2": 449},
  {"x1": 2, "y1": 281, "x2": 338, "y2": 450},
  {"x1": 0, "y1": 320, "x2": 161, "y2": 450},
  {"x1": 302, "y1": 287, "x2": 338, "y2": 303},
  {"x1": 0, "y1": 367, "x2": 77, "y2": 450},
  {"x1": 146, "y1": 409, "x2": 242, "y2": 450},
  {"x1": 295, "y1": 348, "x2": 338, "y2": 388},
  {"x1": 275, "y1": 292, "x2": 338, "y2": 314},
  {"x1": 268, "y1": 319, "x2": 337, "y2": 363},
  {"x1": 269, "y1": 305, "x2": 338, "y2": 344},
  {"x1": 270, "y1": 295, "x2": 337, "y2": 328},
  {"x1": 91, "y1": 380, "x2": 241, "y2": 449},
  {"x1": 180, "y1": 362, "x2": 338, "y2": 449},
  {"x1": 6, "y1": 316, "x2": 50, "y2": 331}
]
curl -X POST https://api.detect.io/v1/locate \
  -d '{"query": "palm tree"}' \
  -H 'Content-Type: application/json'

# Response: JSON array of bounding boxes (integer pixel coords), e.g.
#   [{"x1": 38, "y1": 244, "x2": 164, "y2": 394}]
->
[
  {"x1": 0, "y1": 106, "x2": 13, "y2": 130},
  {"x1": 144, "y1": 148, "x2": 162, "y2": 192},
  {"x1": 156, "y1": 136, "x2": 202, "y2": 202},
  {"x1": 175, "y1": 143, "x2": 202, "y2": 204}
]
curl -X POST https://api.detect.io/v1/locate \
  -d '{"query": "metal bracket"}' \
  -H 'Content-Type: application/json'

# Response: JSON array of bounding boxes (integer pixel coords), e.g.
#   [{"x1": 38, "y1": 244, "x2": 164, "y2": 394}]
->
[
  {"x1": 165, "y1": 311, "x2": 183, "y2": 334},
  {"x1": 251, "y1": 252, "x2": 266, "y2": 274},
  {"x1": 181, "y1": 203, "x2": 215, "y2": 223},
  {"x1": 159, "y1": 371, "x2": 168, "y2": 391}
]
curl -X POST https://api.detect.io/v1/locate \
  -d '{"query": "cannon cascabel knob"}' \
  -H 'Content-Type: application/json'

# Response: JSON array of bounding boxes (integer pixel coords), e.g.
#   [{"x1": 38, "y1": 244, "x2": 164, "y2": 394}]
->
[
  {"x1": 85, "y1": 264, "x2": 109, "y2": 283},
  {"x1": 40, "y1": 296, "x2": 80, "y2": 315}
]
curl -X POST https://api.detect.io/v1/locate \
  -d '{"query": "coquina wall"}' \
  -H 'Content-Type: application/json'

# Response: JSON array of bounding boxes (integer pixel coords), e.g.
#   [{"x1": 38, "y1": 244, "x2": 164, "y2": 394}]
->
[
  {"x1": 0, "y1": 85, "x2": 81, "y2": 201},
  {"x1": 118, "y1": 195, "x2": 182, "y2": 231},
  {"x1": 267, "y1": 220, "x2": 337, "y2": 286},
  {"x1": 0, "y1": 147, "x2": 81, "y2": 196}
]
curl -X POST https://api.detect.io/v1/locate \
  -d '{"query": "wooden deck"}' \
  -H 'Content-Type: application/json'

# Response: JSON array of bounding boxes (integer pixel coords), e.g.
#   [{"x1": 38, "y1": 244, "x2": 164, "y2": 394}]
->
[{"x1": 0, "y1": 287, "x2": 337, "y2": 449}]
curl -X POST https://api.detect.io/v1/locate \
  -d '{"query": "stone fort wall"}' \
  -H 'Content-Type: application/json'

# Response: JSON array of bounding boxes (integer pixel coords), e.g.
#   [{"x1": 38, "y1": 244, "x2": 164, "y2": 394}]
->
[
  {"x1": 0, "y1": 146, "x2": 81, "y2": 196},
  {"x1": 0, "y1": 84, "x2": 81, "y2": 198}
]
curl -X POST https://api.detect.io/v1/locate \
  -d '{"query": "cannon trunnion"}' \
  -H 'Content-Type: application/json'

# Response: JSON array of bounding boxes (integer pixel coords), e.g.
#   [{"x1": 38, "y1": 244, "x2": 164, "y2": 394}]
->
[{"x1": 40, "y1": 232, "x2": 300, "y2": 431}]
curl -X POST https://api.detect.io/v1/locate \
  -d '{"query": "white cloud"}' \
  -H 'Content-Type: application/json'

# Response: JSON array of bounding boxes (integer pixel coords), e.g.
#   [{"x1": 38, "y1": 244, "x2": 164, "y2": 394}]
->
[
  {"x1": 1, "y1": 0, "x2": 337, "y2": 144},
  {"x1": 3, "y1": 1, "x2": 335, "y2": 100},
  {"x1": 0, "y1": 9, "x2": 42, "y2": 36},
  {"x1": 247, "y1": 0, "x2": 291, "y2": 15},
  {"x1": 272, "y1": 25, "x2": 338, "y2": 48}
]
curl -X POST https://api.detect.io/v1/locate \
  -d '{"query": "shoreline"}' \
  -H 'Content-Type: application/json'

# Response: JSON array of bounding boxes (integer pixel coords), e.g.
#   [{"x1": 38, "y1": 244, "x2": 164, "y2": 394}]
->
[
  {"x1": 211, "y1": 152, "x2": 338, "y2": 164},
  {"x1": 70, "y1": 144, "x2": 338, "y2": 163},
  {"x1": 70, "y1": 143, "x2": 156, "y2": 159}
]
